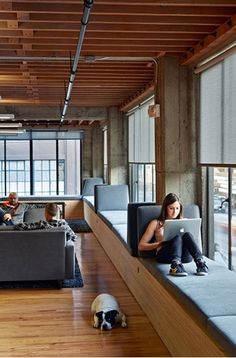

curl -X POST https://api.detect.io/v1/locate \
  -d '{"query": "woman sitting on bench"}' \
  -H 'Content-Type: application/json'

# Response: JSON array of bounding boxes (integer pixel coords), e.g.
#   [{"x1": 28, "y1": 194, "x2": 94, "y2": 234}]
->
[{"x1": 138, "y1": 193, "x2": 208, "y2": 277}]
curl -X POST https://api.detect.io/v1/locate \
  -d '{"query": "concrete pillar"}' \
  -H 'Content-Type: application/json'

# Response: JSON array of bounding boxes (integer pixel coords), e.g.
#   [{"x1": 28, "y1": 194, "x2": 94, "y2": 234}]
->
[
  {"x1": 107, "y1": 107, "x2": 127, "y2": 184},
  {"x1": 82, "y1": 125, "x2": 103, "y2": 179},
  {"x1": 155, "y1": 56, "x2": 200, "y2": 205},
  {"x1": 82, "y1": 130, "x2": 93, "y2": 178},
  {"x1": 91, "y1": 125, "x2": 103, "y2": 178}
]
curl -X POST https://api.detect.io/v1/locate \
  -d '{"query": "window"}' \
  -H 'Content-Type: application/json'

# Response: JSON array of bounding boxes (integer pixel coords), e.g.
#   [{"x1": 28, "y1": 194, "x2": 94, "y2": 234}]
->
[
  {"x1": 0, "y1": 135, "x2": 82, "y2": 197},
  {"x1": 128, "y1": 97, "x2": 156, "y2": 202},
  {"x1": 200, "y1": 52, "x2": 236, "y2": 164},
  {"x1": 200, "y1": 49, "x2": 236, "y2": 272},
  {"x1": 103, "y1": 127, "x2": 108, "y2": 183},
  {"x1": 129, "y1": 163, "x2": 156, "y2": 202},
  {"x1": 208, "y1": 167, "x2": 236, "y2": 272}
]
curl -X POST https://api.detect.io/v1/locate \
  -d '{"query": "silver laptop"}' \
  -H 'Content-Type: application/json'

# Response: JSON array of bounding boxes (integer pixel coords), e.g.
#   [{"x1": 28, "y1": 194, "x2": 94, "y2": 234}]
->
[{"x1": 163, "y1": 218, "x2": 202, "y2": 241}]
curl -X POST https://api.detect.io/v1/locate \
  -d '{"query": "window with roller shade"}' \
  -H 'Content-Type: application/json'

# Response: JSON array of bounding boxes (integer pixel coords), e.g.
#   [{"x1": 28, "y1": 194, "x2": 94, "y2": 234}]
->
[
  {"x1": 200, "y1": 50, "x2": 236, "y2": 272},
  {"x1": 128, "y1": 97, "x2": 155, "y2": 202},
  {"x1": 200, "y1": 52, "x2": 236, "y2": 165}
]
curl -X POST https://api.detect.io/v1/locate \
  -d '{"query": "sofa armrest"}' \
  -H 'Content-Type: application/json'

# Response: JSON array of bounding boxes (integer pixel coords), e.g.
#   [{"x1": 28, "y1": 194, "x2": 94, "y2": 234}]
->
[{"x1": 65, "y1": 241, "x2": 75, "y2": 279}]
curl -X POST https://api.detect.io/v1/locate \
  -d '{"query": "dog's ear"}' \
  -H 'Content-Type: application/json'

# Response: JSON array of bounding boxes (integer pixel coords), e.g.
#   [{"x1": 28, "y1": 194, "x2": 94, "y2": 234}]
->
[{"x1": 95, "y1": 311, "x2": 104, "y2": 320}]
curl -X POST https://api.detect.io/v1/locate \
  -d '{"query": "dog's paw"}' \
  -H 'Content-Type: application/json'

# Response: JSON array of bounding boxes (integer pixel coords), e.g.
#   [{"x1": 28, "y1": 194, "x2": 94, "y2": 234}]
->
[
  {"x1": 93, "y1": 323, "x2": 99, "y2": 328},
  {"x1": 121, "y1": 321, "x2": 127, "y2": 328}
]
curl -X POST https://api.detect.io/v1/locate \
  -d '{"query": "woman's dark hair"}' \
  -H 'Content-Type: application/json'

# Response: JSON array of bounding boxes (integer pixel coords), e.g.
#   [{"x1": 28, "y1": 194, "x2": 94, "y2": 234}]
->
[{"x1": 158, "y1": 193, "x2": 183, "y2": 221}]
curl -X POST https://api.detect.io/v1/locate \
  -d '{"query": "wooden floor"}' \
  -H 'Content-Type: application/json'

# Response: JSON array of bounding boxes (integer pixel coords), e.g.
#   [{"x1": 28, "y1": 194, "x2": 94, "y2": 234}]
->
[{"x1": 0, "y1": 232, "x2": 170, "y2": 357}]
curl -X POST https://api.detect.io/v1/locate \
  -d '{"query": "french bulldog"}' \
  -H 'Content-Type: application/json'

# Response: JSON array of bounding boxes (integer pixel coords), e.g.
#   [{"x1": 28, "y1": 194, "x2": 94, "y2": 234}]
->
[{"x1": 91, "y1": 293, "x2": 127, "y2": 330}]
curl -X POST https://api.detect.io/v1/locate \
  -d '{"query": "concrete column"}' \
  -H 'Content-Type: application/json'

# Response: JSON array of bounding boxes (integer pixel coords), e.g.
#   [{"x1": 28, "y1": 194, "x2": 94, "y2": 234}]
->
[
  {"x1": 107, "y1": 107, "x2": 127, "y2": 184},
  {"x1": 82, "y1": 125, "x2": 103, "y2": 179},
  {"x1": 91, "y1": 125, "x2": 103, "y2": 178},
  {"x1": 155, "y1": 56, "x2": 200, "y2": 205},
  {"x1": 82, "y1": 130, "x2": 93, "y2": 178}
]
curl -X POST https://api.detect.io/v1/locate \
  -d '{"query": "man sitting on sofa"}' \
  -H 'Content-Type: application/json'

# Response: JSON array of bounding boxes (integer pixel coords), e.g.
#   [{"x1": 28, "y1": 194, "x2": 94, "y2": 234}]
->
[
  {"x1": 1, "y1": 192, "x2": 33, "y2": 224},
  {"x1": 15, "y1": 203, "x2": 77, "y2": 242}
]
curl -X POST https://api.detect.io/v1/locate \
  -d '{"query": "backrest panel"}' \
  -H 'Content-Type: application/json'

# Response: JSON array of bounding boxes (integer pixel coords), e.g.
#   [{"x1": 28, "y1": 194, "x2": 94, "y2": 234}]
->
[
  {"x1": 95, "y1": 184, "x2": 129, "y2": 212},
  {"x1": 127, "y1": 202, "x2": 156, "y2": 256},
  {"x1": 82, "y1": 177, "x2": 104, "y2": 197}
]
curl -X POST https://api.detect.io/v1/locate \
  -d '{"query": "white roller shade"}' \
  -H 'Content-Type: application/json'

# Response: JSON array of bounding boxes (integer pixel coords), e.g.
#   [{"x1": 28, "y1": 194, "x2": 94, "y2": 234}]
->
[
  {"x1": 128, "y1": 99, "x2": 155, "y2": 163},
  {"x1": 200, "y1": 52, "x2": 236, "y2": 164}
]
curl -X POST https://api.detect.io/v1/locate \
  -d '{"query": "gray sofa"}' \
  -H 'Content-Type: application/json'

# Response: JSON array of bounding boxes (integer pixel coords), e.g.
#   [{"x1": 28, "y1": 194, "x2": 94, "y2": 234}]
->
[
  {"x1": 0, "y1": 228, "x2": 75, "y2": 286},
  {"x1": 0, "y1": 205, "x2": 75, "y2": 286}
]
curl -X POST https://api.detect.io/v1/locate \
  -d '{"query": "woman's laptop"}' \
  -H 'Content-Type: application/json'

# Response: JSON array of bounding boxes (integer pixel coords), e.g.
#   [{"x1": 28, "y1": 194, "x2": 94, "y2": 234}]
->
[{"x1": 163, "y1": 218, "x2": 202, "y2": 241}]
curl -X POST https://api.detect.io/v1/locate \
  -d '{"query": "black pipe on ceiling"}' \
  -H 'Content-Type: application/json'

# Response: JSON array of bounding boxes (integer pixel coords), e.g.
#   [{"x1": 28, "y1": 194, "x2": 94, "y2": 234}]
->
[{"x1": 60, "y1": 0, "x2": 94, "y2": 124}]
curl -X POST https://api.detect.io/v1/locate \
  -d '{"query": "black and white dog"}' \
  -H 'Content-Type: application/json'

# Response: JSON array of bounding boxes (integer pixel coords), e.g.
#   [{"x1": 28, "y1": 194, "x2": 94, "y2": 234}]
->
[{"x1": 91, "y1": 293, "x2": 127, "y2": 330}]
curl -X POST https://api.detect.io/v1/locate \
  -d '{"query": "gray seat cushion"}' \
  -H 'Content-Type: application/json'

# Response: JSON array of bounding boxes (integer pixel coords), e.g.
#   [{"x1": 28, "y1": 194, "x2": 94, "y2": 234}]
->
[
  {"x1": 83, "y1": 196, "x2": 95, "y2": 209},
  {"x1": 141, "y1": 257, "x2": 236, "y2": 328},
  {"x1": 98, "y1": 210, "x2": 127, "y2": 228},
  {"x1": 207, "y1": 316, "x2": 236, "y2": 356},
  {"x1": 112, "y1": 224, "x2": 127, "y2": 244}
]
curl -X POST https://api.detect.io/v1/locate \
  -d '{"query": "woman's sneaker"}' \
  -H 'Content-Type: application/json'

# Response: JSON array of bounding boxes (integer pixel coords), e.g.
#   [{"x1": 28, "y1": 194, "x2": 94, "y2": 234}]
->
[
  {"x1": 169, "y1": 261, "x2": 188, "y2": 276},
  {"x1": 196, "y1": 259, "x2": 209, "y2": 276}
]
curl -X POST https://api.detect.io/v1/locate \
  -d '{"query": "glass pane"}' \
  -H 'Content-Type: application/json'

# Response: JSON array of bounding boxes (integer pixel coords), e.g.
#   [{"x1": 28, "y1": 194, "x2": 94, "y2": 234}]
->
[
  {"x1": 58, "y1": 140, "x2": 80, "y2": 195},
  {"x1": 1, "y1": 138, "x2": 81, "y2": 197},
  {"x1": 2, "y1": 141, "x2": 30, "y2": 196},
  {"x1": 42, "y1": 161, "x2": 49, "y2": 170},
  {"x1": 145, "y1": 164, "x2": 155, "y2": 202},
  {"x1": 213, "y1": 168, "x2": 229, "y2": 267},
  {"x1": 232, "y1": 169, "x2": 236, "y2": 272},
  {"x1": 138, "y1": 165, "x2": 144, "y2": 202},
  {"x1": 34, "y1": 161, "x2": 41, "y2": 170}
]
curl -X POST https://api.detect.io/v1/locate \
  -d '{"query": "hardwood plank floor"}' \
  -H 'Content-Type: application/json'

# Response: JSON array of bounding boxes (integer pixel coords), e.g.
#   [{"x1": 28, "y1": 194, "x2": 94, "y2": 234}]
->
[{"x1": 0, "y1": 233, "x2": 170, "y2": 357}]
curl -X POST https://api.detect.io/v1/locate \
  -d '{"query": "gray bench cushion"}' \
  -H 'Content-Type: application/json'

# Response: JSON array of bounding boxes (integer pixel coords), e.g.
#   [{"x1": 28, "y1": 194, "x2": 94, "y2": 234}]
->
[
  {"x1": 207, "y1": 316, "x2": 236, "y2": 356},
  {"x1": 112, "y1": 224, "x2": 127, "y2": 243},
  {"x1": 98, "y1": 210, "x2": 127, "y2": 228},
  {"x1": 141, "y1": 257, "x2": 236, "y2": 328},
  {"x1": 83, "y1": 195, "x2": 95, "y2": 209}
]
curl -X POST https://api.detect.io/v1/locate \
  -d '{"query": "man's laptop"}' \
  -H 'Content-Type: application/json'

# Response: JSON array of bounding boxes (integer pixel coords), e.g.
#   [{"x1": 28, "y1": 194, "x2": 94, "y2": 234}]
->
[{"x1": 163, "y1": 218, "x2": 202, "y2": 241}]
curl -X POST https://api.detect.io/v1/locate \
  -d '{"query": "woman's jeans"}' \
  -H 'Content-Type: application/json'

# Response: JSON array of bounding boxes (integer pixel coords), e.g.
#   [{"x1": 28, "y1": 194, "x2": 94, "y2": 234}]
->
[{"x1": 156, "y1": 232, "x2": 203, "y2": 264}]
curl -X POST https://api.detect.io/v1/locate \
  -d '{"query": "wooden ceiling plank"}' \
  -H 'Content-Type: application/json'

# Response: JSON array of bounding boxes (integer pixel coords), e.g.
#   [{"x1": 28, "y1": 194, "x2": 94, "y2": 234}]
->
[
  {"x1": 182, "y1": 12, "x2": 236, "y2": 65},
  {"x1": 13, "y1": 21, "x2": 216, "y2": 33}
]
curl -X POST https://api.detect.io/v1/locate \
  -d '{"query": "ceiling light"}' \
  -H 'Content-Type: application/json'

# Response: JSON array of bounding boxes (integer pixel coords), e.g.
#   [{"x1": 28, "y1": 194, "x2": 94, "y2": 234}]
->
[
  {"x1": 0, "y1": 122, "x2": 22, "y2": 128},
  {"x1": 0, "y1": 114, "x2": 15, "y2": 119},
  {"x1": 0, "y1": 129, "x2": 25, "y2": 135}
]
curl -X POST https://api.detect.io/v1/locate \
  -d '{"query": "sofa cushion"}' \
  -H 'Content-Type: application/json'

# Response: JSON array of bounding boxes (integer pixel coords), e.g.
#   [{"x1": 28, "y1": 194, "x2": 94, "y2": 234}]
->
[
  {"x1": 207, "y1": 316, "x2": 236, "y2": 356},
  {"x1": 24, "y1": 207, "x2": 46, "y2": 222},
  {"x1": 0, "y1": 225, "x2": 15, "y2": 231},
  {"x1": 24, "y1": 206, "x2": 60, "y2": 223}
]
